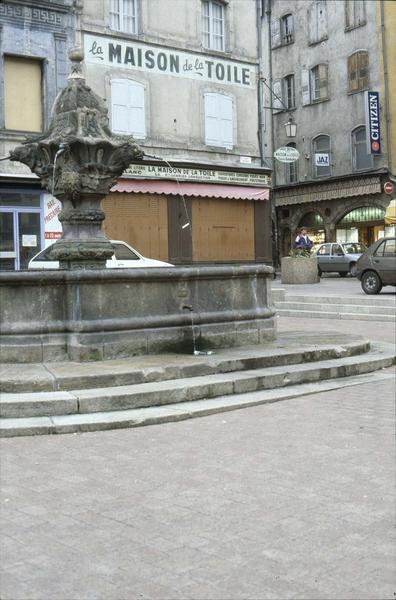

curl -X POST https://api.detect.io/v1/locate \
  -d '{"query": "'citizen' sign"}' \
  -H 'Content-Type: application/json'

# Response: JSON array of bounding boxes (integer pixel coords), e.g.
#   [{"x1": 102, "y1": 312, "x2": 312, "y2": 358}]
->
[
  {"x1": 365, "y1": 91, "x2": 381, "y2": 155},
  {"x1": 84, "y1": 34, "x2": 255, "y2": 88}
]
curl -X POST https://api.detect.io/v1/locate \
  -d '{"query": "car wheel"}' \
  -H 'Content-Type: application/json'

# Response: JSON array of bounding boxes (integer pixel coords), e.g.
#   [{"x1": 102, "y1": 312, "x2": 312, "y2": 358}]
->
[
  {"x1": 339, "y1": 272, "x2": 347, "y2": 277},
  {"x1": 361, "y1": 270, "x2": 382, "y2": 295},
  {"x1": 349, "y1": 262, "x2": 357, "y2": 276}
]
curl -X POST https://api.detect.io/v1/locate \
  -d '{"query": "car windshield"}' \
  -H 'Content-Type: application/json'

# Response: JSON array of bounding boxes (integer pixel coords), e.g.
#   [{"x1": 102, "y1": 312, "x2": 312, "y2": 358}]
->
[
  {"x1": 31, "y1": 247, "x2": 54, "y2": 262},
  {"x1": 342, "y1": 243, "x2": 366, "y2": 254}
]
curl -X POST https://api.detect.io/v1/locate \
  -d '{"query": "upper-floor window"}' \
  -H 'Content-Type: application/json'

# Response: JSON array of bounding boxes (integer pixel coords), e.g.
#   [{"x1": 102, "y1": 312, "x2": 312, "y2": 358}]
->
[
  {"x1": 110, "y1": 0, "x2": 138, "y2": 34},
  {"x1": 202, "y1": 1, "x2": 225, "y2": 51},
  {"x1": 204, "y1": 92, "x2": 233, "y2": 149},
  {"x1": 302, "y1": 64, "x2": 328, "y2": 105},
  {"x1": 345, "y1": 0, "x2": 366, "y2": 30},
  {"x1": 271, "y1": 13, "x2": 294, "y2": 48},
  {"x1": 308, "y1": 0, "x2": 328, "y2": 45},
  {"x1": 312, "y1": 134, "x2": 331, "y2": 177},
  {"x1": 348, "y1": 51, "x2": 369, "y2": 93},
  {"x1": 285, "y1": 143, "x2": 298, "y2": 183},
  {"x1": 283, "y1": 74, "x2": 295, "y2": 109},
  {"x1": 4, "y1": 56, "x2": 42, "y2": 132},
  {"x1": 281, "y1": 14, "x2": 294, "y2": 45},
  {"x1": 352, "y1": 126, "x2": 373, "y2": 171},
  {"x1": 111, "y1": 78, "x2": 146, "y2": 139}
]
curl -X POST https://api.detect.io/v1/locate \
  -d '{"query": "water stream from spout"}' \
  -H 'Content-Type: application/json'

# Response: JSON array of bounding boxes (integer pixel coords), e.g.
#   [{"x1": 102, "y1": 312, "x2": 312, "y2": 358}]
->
[
  {"x1": 144, "y1": 153, "x2": 190, "y2": 228},
  {"x1": 51, "y1": 144, "x2": 68, "y2": 195},
  {"x1": 145, "y1": 152, "x2": 214, "y2": 356}
]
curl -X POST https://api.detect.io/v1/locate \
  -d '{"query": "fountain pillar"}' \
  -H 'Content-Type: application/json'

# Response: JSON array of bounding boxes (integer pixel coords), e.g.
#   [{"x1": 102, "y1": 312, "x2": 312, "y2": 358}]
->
[{"x1": 9, "y1": 47, "x2": 143, "y2": 269}]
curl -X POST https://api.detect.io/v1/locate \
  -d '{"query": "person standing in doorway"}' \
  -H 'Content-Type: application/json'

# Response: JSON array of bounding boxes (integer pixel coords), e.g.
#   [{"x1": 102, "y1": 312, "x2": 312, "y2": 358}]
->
[{"x1": 294, "y1": 228, "x2": 313, "y2": 250}]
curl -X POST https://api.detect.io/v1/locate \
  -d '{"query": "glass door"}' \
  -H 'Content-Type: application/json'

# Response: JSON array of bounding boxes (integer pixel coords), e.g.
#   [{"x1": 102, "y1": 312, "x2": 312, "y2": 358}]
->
[
  {"x1": 0, "y1": 209, "x2": 42, "y2": 270},
  {"x1": 18, "y1": 212, "x2": 41, "y2": 270},
  {"x1": 0, "y1": 212, "x2": 16, "y2": 270}
]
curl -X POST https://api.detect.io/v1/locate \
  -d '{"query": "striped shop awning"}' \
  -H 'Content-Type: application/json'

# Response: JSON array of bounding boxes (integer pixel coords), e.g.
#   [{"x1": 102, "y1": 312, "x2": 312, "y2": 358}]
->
[{"x1": 274, "y1": 176, "x2": 382, "y2": 207}]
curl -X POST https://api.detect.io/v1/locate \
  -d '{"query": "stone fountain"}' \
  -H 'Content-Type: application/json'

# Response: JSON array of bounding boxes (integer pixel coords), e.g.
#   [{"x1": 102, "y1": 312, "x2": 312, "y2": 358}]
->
[
  {"x1": 0, "y1": 49, "x2": 276, "y2": 362},
  {"x1": 10, "y1": 48, "x2": 143, "y2": 270}
]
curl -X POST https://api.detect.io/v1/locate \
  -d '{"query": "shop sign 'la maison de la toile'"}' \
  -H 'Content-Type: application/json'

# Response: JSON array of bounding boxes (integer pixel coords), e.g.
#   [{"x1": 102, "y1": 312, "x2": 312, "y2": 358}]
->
[{"x1": 84, "y1": 34, "x2": 256, "y2": 87}]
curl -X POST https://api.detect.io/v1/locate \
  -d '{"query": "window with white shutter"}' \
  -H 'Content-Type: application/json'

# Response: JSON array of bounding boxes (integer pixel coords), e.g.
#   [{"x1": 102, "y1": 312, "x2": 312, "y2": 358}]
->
[
  {"x1": 204, "y1": 93, "x2": 233, "y2": 149},
  {"x1": 271, "y1": 18, "x2": 281, "y2": 48},
  {"x1": 111, "y1": 79, "x2": 146, "y2": 139},
  {"x1": 272, "y1": 80, "x2": 283, "y2": 112},
  {"x1": 308, "y1": 1, "x2": 328, "y2": 44},
  {"x1": 110, "y1": 0, "x2": 138, "y2": 34},
  {"x1": 301, "y1": 64, "x2": 328, "y2": 105},
  {"x1": 345, "y1": 0, "x2": 366, "y2": 30}
]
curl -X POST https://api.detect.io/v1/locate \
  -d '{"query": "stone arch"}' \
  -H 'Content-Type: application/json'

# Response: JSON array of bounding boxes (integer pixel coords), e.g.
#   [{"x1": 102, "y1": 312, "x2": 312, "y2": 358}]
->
[{"x1": 331, "y1": 197, "x2": 389, "y2": 228}]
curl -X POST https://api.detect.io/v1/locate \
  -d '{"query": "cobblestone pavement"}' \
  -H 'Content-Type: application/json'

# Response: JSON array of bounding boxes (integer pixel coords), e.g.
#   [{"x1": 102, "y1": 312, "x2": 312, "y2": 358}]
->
[{"x1": 0, "y1": 316, "x2": 395, "y2": 600}]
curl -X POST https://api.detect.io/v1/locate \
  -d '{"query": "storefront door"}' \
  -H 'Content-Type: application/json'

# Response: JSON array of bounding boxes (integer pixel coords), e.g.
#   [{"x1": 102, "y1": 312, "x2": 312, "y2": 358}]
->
[{"x1": 0, "y1": 208, "x2": 41, "y2": 270}]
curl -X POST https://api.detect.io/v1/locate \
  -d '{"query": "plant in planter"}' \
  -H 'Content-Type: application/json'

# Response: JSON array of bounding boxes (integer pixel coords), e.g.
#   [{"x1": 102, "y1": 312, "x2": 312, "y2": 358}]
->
[{"x1": 281, "y1": 248, "x2": 320, "y2": 284}]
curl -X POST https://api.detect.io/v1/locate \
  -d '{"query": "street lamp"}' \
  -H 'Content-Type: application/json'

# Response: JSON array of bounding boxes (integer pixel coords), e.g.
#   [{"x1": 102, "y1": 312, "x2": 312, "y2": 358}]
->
[{"x1": 285, "y1": 116, "x2": 297, "y2": 138}]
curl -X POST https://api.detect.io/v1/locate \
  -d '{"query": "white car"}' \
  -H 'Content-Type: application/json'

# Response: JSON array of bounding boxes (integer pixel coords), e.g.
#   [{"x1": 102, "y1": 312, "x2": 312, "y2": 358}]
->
[{"x1": 28, "y1": 240, "x2": 173, "y2": 269}]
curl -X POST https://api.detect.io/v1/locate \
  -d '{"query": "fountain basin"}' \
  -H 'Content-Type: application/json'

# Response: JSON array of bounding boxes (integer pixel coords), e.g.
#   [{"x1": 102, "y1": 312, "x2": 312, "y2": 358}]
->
[{"x1": 0, "y1": 264, "x2": 276, "y2": 362}]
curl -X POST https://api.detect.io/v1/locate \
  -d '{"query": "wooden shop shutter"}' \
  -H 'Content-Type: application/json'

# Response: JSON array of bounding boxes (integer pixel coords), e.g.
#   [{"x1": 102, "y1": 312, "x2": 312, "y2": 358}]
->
[{"x1": 102, "y1": 193, "x2": 168, "y2": 261}]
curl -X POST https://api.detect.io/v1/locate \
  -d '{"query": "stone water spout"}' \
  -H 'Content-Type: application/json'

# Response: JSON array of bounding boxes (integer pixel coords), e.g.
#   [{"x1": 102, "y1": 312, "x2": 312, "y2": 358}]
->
[{"x1": 9, "y1": 47, "x2": 143, "y2": 269}]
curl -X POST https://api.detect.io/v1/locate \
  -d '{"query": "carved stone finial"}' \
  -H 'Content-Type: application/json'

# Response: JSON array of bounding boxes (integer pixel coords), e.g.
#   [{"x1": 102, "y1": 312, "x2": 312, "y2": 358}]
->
[{"x1": 68, "y1": 46, "x2": 85, "y2": 81}]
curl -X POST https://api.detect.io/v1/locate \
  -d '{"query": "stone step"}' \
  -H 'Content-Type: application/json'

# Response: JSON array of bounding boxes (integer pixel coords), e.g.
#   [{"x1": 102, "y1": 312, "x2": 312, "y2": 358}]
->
[
  {"x1": 275, "y1": 301, "x2": 395, "y2": 316},
  {"x1": 0, "y1": 337, "x2": 370, "y2": 393},
  {"x1": 275, "y1": 308, "x2": 395, "y2": 321},
  {"x1": 272, "y1": 290, "x2": 396, "y2": 307},
  {"x1": 1, "y1": 343, "x2": 394, "y2": 432},
  {"x1": 0, "y1": 365, "x2": 394, "y2": 438}
]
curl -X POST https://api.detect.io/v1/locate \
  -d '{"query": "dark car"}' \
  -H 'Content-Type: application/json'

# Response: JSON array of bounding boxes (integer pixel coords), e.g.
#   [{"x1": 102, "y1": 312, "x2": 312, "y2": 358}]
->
[
  {"x1": 312, "y1": 242, "x2": 366, "y2": 277},
  {"x1": 355, "y1": 237, "x2": 396, "y2": 294}
]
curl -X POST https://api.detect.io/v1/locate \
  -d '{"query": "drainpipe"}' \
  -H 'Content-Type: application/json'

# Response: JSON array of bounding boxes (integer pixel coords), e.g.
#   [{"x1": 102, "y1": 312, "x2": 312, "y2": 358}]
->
[
  {"x1": 380, "y1": 1, "x2": 392, "y2": 178},
  {"x1": 256, "y1": 0, "x2": 266, "y2": 168},
  {"x1": 264, "y1": 0, "x2": 279, "y2": 267}
]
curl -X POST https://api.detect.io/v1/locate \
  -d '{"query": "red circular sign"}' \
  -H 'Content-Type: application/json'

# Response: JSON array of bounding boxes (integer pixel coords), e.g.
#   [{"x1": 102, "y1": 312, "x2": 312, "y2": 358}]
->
[
  {"x1": 384, "y1": 181, "x2": 394, "y2": 194},
  {"x1": 371, "y1": 141, "x2": 380, "y2": 152}
]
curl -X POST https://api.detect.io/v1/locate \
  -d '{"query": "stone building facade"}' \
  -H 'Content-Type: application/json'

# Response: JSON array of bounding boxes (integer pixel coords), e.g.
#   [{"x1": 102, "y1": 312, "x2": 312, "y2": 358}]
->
[
  {"x1": 0, "y1": 0, "x2": 75, "y2": 270},
  {"x1": 265, "y1": 0, "x2": 396, "y2": 257},
  {"x1": 78, "y1": 0, "x2": 272, "y2": 265}
]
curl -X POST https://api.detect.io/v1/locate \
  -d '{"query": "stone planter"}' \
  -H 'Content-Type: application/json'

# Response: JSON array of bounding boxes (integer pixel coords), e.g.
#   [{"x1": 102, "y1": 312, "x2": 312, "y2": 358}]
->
[{"x1": 281, "y1": 256, "x2": 320, "y2": 284}]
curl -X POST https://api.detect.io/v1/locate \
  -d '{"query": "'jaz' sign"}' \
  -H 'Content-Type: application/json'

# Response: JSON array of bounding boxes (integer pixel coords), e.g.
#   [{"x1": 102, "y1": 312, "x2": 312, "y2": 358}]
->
[{"x1": 365, "y1": 91, "x2": 381, "y2": 154}]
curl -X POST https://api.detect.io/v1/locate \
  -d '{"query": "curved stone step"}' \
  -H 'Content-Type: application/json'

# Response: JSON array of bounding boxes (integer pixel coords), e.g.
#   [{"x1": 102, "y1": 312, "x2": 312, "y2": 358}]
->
[
  {"x1": 0, "y1": 336, "x2": 369, "y2": 393},
  {"x1": 1, "y1": 342, "x2": 394, "y2": 435},
  {"x1": 0, "y1": 368, "x2": 394, "y2": 438}
]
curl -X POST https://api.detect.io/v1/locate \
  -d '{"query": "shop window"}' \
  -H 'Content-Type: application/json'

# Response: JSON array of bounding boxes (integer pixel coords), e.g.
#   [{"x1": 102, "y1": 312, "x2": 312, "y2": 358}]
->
[
  {"x1": 111, "y1": 79, "x2": 146, "y2": 138},
  {"x1": 338, "y1": 206, "x2": 385, "y2": 225},
  {"x1": 4, "y1": 56, "x2": 43, "y2": 132},
  {"x1": 204, "y1": 93, "x2": 233, "y2": 149},
  {"x1": 301, "y1": 64, "x2": 328, "y2": 106},
  {"x1": 202, "y1": 1, "x2": 225, "y2": 51},
  {"x1": 308, "y1": 0, "x2": 328, "y2": 45},
  {"x1": 352, "y1": 126, "x2": 373, "y2": 171},
  {"x1": 110, "y1": 0, "x2": 138, "y2": 34},
  {"x1": 312, "y1": 135, "x2": 331, "y2": 177},
  {"x1": 345, "y1": 0, "x2": 366, "y2": 30},
  {"x1": 285, "y1": 143, "x2": 298, "y2": 183},
  {"x1": 348, "y1": 51, "x2": 369, "y2": 93}
]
